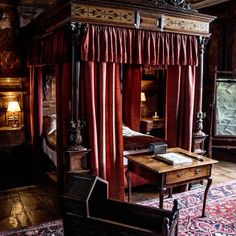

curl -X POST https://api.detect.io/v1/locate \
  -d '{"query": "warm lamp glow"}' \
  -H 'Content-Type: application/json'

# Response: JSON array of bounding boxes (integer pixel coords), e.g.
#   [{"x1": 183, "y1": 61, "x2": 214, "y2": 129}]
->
[
  {"x1": 7, "y1": 101, "x2": 21, "y2": 127},
  {"x1": 7, "y1": 101, "x2": 21, "y2": 112},
  {"x1": 140, "y1": 92, "x2": 146, "y2": 102}
]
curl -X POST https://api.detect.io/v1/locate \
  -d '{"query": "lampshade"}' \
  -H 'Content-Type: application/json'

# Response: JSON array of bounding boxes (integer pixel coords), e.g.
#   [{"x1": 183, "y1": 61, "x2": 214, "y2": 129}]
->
[
  {"x1": 7, "y1": 101, "x2": 21, "y2": 112},
  {"x1": 140, "y1": 92, "x2": 146, "y2": 102}
]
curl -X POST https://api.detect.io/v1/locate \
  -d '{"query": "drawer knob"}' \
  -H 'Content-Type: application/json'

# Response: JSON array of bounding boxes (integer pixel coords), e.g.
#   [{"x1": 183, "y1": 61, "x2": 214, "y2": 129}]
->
[
  {"x1": 195, "y1": 168, "x2": 201, "y2": 174},
  {"x1": 177, "y1": 172, "x2": 183, "y2": 177}
]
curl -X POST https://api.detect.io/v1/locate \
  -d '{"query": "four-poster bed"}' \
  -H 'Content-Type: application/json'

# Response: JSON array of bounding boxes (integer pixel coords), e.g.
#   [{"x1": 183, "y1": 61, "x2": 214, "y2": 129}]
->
[{"x1": 25, "y1": 0, "x2": 216, "y2": 200}]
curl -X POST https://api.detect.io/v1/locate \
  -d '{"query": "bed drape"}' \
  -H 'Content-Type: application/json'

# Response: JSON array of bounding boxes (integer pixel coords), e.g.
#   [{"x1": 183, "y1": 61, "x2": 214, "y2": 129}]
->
[
  {"x1": 166, "y1": 65, "x2": 196, "y2": 150},
  {"x1": 79, "y1": 25, "x2": 199, "y2": 199},
  {"x1": 81, "y1": 25, "x2": 199, "y2": 66},
  {"x1": 122, "y1": 65, "x2": 142, "y2": 131},
  {"x1": 55, "y1": 63, "x2": 71, "y2": 190},
  {"x1": 80, "y1": 61, "x2": 124, "y2": 200},
  {"x1": 80, "y1": 24, "x2": 199, "y2": 143},
  {"x1": 29, "y1": 66, "x2": 43, "y2": 172},
  {"x1": 28, "y1": 24, "x2": 200, "y2": 200}
]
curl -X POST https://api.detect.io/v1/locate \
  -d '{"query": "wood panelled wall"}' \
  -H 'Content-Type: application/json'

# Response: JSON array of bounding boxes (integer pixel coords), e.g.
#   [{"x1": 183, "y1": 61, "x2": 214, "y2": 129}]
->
[
  {"x1": 200, "y1": 0, "x2": 236, "y2": 145},
  {"x1": 0, "y1": 6, "x2": 22, "y2": 77}
]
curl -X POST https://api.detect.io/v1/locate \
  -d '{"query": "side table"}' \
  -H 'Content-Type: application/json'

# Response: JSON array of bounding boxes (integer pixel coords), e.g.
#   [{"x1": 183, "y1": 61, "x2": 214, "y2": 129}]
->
[
  {"x1": 0, "y1": 125, "x2": 26, "y2": 148},
  {"x1": 140, "y1": 118, "x2": 165, "y2": 136},
  {"x1": 125, "y1": 147, "x2": 218, "y2": 217}
]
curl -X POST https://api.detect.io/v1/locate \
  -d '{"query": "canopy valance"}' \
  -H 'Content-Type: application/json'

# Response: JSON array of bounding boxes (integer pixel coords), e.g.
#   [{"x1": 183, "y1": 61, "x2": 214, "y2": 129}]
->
[
  {"x1": 27, "y1": 29, "x2": 70, "y2": 66},
  {"x1": 28, "y1": 24, "x2": 199, "y2": 66},
  {"x1": 81, "y1": 25, "x2": 199, "y2": 66}
]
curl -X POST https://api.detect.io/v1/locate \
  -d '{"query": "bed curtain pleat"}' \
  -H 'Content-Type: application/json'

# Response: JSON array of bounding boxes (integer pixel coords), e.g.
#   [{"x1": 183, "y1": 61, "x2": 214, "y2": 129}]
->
[
  {"x1": 79, "y1": 25, "x2": 199, "y2": 200},
  {"x1": 81, "y1": 25, "x2": 199, "y2": 66},
  {"x1": 28, "y1": 24, "x2": 199, "y2": 200},
  {"x1": 122, "y1": 65, "x2": 142, "y2": 131},
  {"x1": 80, "y1": 62, "x2": 124, "y2": 200},
  {"x1": 166, "y1": 65, "x2": 196, "y2": 151},
  {"x1": 29, "y1": 66, "x2": 43, "y2": 173},
  {"x1": 55, "y1": 63, "x2": 71, "y2": 190}
]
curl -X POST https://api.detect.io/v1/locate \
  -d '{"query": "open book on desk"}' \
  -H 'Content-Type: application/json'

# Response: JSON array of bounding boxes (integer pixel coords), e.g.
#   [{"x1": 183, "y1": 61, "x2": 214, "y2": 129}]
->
[{"x1": 153, "y1": 152, "x2": 193, "y2": 165}]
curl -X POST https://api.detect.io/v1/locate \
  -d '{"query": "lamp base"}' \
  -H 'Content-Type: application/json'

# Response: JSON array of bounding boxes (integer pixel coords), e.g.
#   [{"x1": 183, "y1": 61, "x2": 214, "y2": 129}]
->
[
  {"x1": 11, "y1": 120, "x2": 20, "y2": 128},
  {"x1": 11, "y1": 123, "x2": 20, "y2": 128}
]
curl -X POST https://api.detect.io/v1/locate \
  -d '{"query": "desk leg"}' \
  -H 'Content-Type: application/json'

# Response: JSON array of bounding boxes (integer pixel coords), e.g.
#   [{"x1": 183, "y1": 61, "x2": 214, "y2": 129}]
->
[
  {"x1": 202, "y1": 177, "x2": 212, "y2": 217},
  {"x1": 159, "y1": 187, "x2": 166, "y2": 209},
  {"x1": 126, "y1": 170, "x2": 131, "y2": 202}
]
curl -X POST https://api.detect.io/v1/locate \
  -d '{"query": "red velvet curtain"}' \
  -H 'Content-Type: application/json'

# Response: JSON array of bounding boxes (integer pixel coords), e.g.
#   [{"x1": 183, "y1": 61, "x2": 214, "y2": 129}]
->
[
  {"x1": 166, "y1": 65, "x2": 196, "y2": 150},
  {"x1": 27, "y1": 29, "x2": 70, "y2": 66},
  {"x1": 122, "y1": 65, "x2": 142, "y2": 131},
  {"x1": 55, "y1": 63, "x2": 71, "y2": 190},
  {"x1": 81, "y1": 25, "x2": 199, "y2": 66},
  {"x1": 29, "y1": 66, "x2": 43, "y2": 172},
  {"x1": 27, "y1": 24, "x2": 200, "y2": 199},
  {"x1": 79, "y1": 25, "x2": 200, "y2": 200},
  {"x1": 80, "y1": 61, "x2": 124, "y2": 200}
]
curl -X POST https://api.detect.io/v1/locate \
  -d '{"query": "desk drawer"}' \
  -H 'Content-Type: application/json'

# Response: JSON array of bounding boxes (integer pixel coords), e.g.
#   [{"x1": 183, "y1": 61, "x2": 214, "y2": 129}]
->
[{"x1": 166, "y1": 166, "x2": 210, "y2": 184}]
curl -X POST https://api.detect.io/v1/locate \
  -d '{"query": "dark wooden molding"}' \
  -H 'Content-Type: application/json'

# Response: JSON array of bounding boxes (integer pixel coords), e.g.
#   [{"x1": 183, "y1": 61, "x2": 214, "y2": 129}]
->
[
  {"x1": 191, "y1": 0, "x2": 230, "y2": 9},
  {"x1": 24, "y1": 0, "x2": 216, "y2": 39}
]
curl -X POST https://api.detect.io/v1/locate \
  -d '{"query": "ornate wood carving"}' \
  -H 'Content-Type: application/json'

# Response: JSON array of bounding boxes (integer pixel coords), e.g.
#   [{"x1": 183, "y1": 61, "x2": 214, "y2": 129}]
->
[
  {"x1": 72, "y1": 4, "x2": 135, "y2": 26},
  {"x1": 66, "y1": 22, "x2": 89, "y2": 152},
  {"x1": 66, "y1": 119, "x2": 87, "y2": 151},
  {"x1": 0, "y1": 29, "x2": 19, "y2": 75},
  {"x1": 25, "y1": 1, "x2": 215, "y2": 37},
  {"x1": 0, "y1": 6, "x2": 21, "y2": 77},
  {"x1": 70, "y1": 3, "x2": 212, "y2": 35},
  {"x1": 138, "y1": 12, "x2": 211, "y2": 35},
  {"x1": 163, "y1": 15, "x2": 209, "y2": 34},
  {"x1": 152, "y1": 0, "x2": 191, "y2": 9},
  {"x1": 192, "y1": 35, "x2": 210, "y2": 155}
]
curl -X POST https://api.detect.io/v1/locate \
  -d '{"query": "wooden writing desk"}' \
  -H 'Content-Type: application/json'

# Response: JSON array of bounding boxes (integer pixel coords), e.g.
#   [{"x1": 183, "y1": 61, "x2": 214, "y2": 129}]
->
[{"x1": 125, "y1": 147, "x2": 218, "y2": 217}]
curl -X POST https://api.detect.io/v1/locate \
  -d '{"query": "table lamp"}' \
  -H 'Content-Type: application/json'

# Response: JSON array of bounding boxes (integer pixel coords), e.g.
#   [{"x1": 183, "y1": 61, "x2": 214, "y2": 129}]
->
[
  {"x1": 140, "y1": 92, "x2": 146, "y2": 102},
  {"x1": 7, "y1": 101, "x2": 21, "y2": 127}
]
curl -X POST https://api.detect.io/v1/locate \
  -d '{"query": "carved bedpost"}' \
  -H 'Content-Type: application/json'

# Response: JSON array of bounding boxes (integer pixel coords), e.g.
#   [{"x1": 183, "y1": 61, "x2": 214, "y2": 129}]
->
[
  {"x1": 66, "y1": 22, "x2": 88, "y2": 151},
  {"x1": 192, "y1": 36, "x2": 209, "y2": 155}
]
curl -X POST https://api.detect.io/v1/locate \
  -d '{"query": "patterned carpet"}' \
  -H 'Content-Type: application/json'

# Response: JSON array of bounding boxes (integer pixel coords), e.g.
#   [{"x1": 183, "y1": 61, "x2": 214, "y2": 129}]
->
[
  {"x1": 1, "y1": 181, "x2": 236, "y2": 236},
  {"x1": 139, "y1": 180, "x2": 236, "y2": 235},
  {"x1": 0, "y1": 220, "x2": 63, "y2": 236}
]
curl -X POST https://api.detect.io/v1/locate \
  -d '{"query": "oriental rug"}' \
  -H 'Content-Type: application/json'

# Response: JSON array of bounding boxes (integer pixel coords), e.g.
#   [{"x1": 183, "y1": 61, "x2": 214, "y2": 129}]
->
[
  {"x1": 1, "y1": 181, "x2": 236, "y2": 236},
  {"x1": 139, "y1": 180, "x2": 236, "y2": 236},
  {"x1": 0, "y1": 219, "x2": 63, "y2": 236}
]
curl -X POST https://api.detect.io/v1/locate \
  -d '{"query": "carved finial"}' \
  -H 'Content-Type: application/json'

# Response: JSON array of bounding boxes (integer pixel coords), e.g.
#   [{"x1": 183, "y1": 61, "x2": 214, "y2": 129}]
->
[
  {"x1": 66, "y1": 118, "x2": 87, "y2": 151},
  {"x1": 152, "y1": 0, "x2": 192, "y2": 9},
  {"x1": 194, "y1": 111, "x2": 206, "y2": 135},
  {"x1": 162, "y1": 217, "x2": 170, "y2": 234},
  {"x1": 65, "y1": 22, "x2": 88, "y2": 46},
  {"x1": 173, "y1": 199, "x2": 179, "y2": 212},
  {"x1": 170, "y1": 199, "x2": 179, "y2": 222},
  {"x1": 199, "y1": 36, "x2": 209, "y2": 54}
]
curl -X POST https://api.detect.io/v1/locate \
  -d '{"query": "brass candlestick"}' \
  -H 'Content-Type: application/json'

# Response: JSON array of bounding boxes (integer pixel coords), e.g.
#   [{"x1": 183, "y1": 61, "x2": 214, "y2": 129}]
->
[{"x1": 152, "y1": 112, "x2": 159, "y2": 122}]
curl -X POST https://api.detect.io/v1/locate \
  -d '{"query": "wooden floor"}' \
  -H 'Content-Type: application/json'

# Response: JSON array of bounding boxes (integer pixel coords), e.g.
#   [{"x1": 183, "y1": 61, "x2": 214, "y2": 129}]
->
[{"x1": 0, "y1": 148, "x2": 235, "y2": 233}]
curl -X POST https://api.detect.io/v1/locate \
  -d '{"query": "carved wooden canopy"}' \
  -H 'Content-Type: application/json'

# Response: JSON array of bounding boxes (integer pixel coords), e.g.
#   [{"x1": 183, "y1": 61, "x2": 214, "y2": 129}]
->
[{"x1": 25, "y1": 0, "x2": 216, "y2": 38}]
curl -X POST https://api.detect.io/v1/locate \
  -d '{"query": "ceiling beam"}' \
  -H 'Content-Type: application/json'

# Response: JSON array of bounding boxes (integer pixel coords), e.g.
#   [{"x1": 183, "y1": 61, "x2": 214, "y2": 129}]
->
[
  {"x1": 0, "y1": 0, "x2": 18, "y2": 7},
  {"x1": 191, "y1": 0, "x2": 230, "y2": 9}
]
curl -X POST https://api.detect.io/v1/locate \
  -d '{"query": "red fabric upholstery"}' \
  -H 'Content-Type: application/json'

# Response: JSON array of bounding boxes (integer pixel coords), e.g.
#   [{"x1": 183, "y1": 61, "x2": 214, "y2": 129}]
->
[{"x1": 124, "y1": 166, "x2": 149, "y2": 189}]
